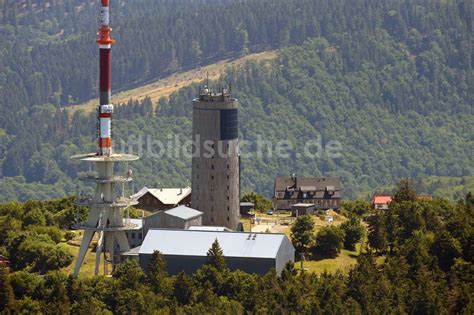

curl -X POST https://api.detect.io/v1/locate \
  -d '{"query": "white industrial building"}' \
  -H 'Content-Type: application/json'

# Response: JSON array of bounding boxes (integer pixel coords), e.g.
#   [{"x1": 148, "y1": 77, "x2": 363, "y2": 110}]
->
[{"x1": 138, "y1": 229, "x2": 295, "y2": 275}]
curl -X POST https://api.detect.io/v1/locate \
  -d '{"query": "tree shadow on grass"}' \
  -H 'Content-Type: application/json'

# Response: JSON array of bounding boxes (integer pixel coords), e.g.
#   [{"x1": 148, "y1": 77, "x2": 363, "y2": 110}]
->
[{"x1": 310, "y1": 251, "x2": 338, "y2": 261}]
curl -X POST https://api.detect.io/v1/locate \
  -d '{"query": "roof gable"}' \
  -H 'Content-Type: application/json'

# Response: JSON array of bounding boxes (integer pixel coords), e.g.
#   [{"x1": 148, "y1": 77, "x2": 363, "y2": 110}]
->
[
  {"x1": 164, "y1": 206, "x2": 202, "y2": 220},
  {"x1": 275, "y1": 177, "x2": 341, "y2": 192},
  {"x1": 372, "y1": 195, "x2": 392, "y2": 204},
  {"x1": 132, "y1": 187, "x2": 191, "y2": 205}
]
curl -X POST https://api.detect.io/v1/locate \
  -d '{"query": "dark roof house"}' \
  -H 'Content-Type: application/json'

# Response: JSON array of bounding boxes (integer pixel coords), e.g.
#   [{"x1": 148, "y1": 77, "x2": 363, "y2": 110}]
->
[{"x1": 273, "y1": 176, "x2": 341, "y2": 211}]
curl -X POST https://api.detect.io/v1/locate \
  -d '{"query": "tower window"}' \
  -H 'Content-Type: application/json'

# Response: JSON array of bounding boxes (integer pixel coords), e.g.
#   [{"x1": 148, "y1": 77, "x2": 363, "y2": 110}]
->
[
  {"x1": 227, "y1": 196, "x2": 229, "y2": 200},
  {"x1": 227, "y1": 185, "x2": 229, "y2": 190},
  {"x1": 227, "y1": 216, "x2": 230, "y2": 221},
  {"x1": 211, "y1": 176, "x2": 214, "y2": 180},
  {"x1": 227, "y1": 164, "x2": 229, "y2": 169},
  {"x1": 211, "y1": 165, "x2": 214, "y2": 170},
  {"x1": 227, "y1": 206, "x2": 230, "y2": 211}
]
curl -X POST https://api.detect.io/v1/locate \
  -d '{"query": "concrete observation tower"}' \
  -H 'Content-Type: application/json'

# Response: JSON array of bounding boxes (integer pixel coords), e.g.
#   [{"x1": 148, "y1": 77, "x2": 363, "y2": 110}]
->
[
  {"x1": 71, "y1": 0, "x2": 139, "y2": 276},
  {"x1": 191, "y1": 86, "x2": 240, "y2": 230}
]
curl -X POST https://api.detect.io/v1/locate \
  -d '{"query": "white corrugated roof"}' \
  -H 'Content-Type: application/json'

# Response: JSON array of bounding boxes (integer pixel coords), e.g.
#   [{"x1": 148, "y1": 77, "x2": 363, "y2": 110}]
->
[
  {"x1": 131, "y1": 187, "x2": 191, "y2": 205},
  {"x1": 139, "y1": 229, "x2": 291, "y2": 259},
  {"x1": 121, "y1": 246, "x2": 141, "y2": 256},
  {"x1": 188, "y1": 226, "x2": 230, "y2": 232},
  {"x1": 164, "y1": 206, "x2": 202, "y2": 220}
]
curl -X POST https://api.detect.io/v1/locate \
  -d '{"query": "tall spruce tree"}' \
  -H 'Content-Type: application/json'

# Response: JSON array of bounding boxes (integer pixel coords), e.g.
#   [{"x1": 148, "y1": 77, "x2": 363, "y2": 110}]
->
[
  {"x1": 147, "y1": 250, "x2": 168, "y2": 293},
  {"x1": 206, "y1": 239, "x2": 226, "y2": 271},
  {"x1": 393, "y1": 179, "x2": 417, "y2": 203}
]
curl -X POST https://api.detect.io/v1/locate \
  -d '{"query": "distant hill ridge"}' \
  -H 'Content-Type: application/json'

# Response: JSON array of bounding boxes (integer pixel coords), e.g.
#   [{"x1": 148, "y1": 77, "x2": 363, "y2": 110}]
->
[{"x1": 0, "y1": 0, "x2": 472, "y2": 201}]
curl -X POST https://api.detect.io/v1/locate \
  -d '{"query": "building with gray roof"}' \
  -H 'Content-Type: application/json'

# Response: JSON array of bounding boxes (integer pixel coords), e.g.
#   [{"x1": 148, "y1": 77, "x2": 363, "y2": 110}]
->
[
  {"x1": 188, "y1": 226, "x2": 231, "y2": 232},
  {"x1": 142, "y1": 205, "x2": 203, "y2": 237},
  {"x1": 139, "y1": 229, "x2": 294, "y2": 275}
]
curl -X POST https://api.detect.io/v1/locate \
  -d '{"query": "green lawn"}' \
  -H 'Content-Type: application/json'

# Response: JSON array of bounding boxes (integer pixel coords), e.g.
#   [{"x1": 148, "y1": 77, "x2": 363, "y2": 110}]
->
[
  {"x1": 295, "y1": 242, "x2": 363, "y2": 274},
  {"x1": 59, "y1": 241, "x2": 98, "y2": 278}
]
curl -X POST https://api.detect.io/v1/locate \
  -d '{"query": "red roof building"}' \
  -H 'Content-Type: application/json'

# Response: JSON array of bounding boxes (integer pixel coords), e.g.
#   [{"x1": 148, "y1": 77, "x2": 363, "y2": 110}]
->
[{"x1": 372, "y1": 195, "x2": 392, "y2": 210}]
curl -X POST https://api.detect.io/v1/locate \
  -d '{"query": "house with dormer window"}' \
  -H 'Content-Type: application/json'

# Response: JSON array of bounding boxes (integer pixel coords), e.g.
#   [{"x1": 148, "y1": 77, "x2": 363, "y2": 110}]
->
[{"x1": 272, "y1": 176, "x2": 341, "y2": 211}]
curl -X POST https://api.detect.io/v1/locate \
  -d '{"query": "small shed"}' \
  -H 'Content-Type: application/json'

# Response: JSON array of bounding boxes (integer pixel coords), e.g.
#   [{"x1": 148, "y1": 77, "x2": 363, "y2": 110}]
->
[
  {"x1": 143, "y1": 205, "x2": 203, "y2": 236},
  {"x1": 240, "y1": 202, "x2": 255, "y2": 216},
  {"x1": 291, "y1": 203, "x2": 316, "y2": 217},
  {"x1": 139, "y1": 229, "x2": 295, "y2": 275}
]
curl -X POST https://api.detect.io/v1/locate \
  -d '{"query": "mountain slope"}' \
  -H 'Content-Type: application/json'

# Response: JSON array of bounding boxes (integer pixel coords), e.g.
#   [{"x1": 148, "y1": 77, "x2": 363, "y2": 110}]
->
[
  {"x1": 0, "y1": 0, "x2": 472, "y2": 201},
  {"x1": 68, "y1": 51, "x2": 277, "y2": 114}
]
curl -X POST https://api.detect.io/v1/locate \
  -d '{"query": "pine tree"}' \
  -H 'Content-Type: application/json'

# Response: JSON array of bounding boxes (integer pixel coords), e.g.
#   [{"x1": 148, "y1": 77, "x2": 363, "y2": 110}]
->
[
  {"x1": 174, "y1": 271, "x2": 194, "y2": 305},
  {"x1": 367, "y1": 213, "x2": 387, "y2": 253},
  {"x1": 0, "y1": 265, "x2": 14, "y2": 311},
  {"x1": 393, "y1": 179, "x2": 417, "y2": 203},
  {"x1": 147, "y1": 250, "x2": 167, "y2": 293},
  {"x1": 206, "y1": 239, "x2": 227, "y2": 271}
]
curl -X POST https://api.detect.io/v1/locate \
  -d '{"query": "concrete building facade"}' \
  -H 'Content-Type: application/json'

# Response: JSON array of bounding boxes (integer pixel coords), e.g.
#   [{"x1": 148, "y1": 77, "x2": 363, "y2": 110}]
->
[{"x1": 191, "y1": 89, "x2": 240, "y2": 230}]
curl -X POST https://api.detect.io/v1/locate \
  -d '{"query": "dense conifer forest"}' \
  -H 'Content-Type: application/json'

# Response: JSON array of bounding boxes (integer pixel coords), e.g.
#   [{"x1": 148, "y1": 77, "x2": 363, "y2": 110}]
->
[
  {"x1": 0, "y1": 183, "x2": 472, "y2": 313},
  {"x1": 0, "y1": 0, "x2": 472, "y2": 201}
]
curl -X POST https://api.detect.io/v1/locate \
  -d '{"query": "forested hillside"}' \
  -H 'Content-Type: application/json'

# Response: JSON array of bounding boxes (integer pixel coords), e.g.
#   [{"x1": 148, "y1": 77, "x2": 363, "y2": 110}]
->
[{"x1": 0, "y1": 0, "x2": 472, "y2": 201}]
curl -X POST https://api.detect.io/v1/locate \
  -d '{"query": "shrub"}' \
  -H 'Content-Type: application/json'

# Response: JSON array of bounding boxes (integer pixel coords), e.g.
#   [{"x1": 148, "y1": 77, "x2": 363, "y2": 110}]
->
[
  {"x1": 314, "y1": 226, "x2": 345, "y2": 258},
  {"x1": 64, "y1": 231, "x2": 75, "y2": 242},
  {"x1": 340, "y1": 217, "x2": 365, "y2": 250}
]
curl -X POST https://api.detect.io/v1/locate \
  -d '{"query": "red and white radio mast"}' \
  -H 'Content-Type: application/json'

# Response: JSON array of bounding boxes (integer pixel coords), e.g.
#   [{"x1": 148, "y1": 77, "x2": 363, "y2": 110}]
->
[
  {"x1": 97, "y1": 0, "x2": 115, "y2": 156},
  {"x1": 71, "y1": 1, "x2": 139, "y2": 277}
]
